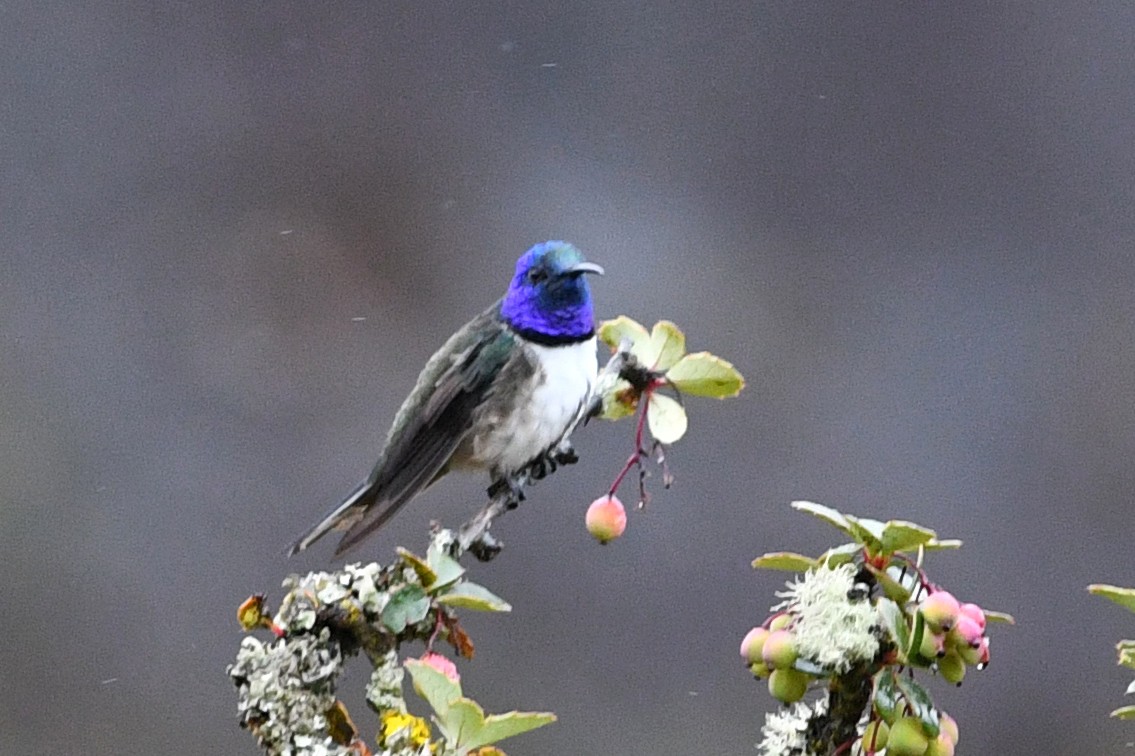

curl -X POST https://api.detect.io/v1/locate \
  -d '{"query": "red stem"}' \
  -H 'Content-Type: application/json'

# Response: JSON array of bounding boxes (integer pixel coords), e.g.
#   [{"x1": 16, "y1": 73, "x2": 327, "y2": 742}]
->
[{"x1": 607, "y1": 387, "x2": 654, "y2": 496}]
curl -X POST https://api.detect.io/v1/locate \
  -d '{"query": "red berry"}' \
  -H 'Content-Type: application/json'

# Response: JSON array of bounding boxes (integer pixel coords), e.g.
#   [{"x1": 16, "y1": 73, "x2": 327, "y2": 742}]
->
[{"x1": 585, "y1": 495, "x2": 627, "y2": 543}]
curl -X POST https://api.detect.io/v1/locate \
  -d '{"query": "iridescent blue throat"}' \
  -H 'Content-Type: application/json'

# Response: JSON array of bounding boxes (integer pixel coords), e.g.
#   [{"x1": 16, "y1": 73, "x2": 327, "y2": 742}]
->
[{"x1": 500, "y1": 275, "x2": 595, "y2": 346}]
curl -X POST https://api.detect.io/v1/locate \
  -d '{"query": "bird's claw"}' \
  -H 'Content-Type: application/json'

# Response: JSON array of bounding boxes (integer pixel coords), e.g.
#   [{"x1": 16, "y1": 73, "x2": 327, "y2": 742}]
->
[
  {"x1": 469, "y1": 531, "x2": 503, "y2": 562},
  {"x1": 527, "y1": 441, "x2": 579, "y2": 480}
]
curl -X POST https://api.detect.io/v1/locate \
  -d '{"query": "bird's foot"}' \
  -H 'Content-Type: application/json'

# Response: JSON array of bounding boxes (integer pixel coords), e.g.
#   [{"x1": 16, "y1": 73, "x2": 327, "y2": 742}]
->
[
  {"x1": 469, "y1": 531, "x2": 503, "y2": 562},
  {"x1": 487, "y1": 475, "x2": 526, "y2": 509},
  {"x1": 527, "y1": 441, "x2": 579, "y2": 481}
]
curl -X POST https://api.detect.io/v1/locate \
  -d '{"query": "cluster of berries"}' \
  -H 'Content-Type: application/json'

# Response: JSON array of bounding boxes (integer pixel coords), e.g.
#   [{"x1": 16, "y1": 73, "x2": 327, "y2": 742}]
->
[
  {"x1": 916, "y1": 590, "x2": 990, "y2": 684},
  {"x1": 739, "y1": 614, "x2": 813, "y2": 704},
  {"x1": 855, "y1": 711, "x2": 959, "y2": 756}
]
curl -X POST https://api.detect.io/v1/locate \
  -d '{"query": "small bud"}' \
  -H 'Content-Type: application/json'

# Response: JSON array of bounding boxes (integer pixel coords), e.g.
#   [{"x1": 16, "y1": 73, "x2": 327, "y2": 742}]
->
[
  {"x1": 585, "y1": 495, "x2": 627, "y2": 543},
  {"x1": 740, "y1": 627, "x2": 770, "y2": 664},
  {"x1": 749, "y1": 661, "x2": 771, "y2": 679},
  {"x1": 919, "y1": 591, "x2": 961, "y2": 632},
  {"x1": 761, "y1": 629, "x2": 799, "y2": 670},
  {"x1": 767, "y1": 668, "x2": 809, "y2": 704}
]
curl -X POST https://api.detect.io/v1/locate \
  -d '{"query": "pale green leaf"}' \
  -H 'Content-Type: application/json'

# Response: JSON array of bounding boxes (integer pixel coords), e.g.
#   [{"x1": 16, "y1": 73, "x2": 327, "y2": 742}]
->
[
  {"x1": 751, "y1": 552, "x2": 819, "y2": 572},
  {"x1": 983, "y1": 609, "x2": 1016, "y2": 625},
  {"x1": 922, "y1": 538, "x2": 963, "y2": 550},
  {"x1": 460, "y1": 709, "x2": 558, "y2": 750},
  {"x1": 818, "y1": 542, "x2": 862, "y2": 567},
  {"x1": 845, "y1": 515, "x2": 885, "y2": 551},
  {"x1": 404, "y1": 659, "x2": 462, "y2": 720},
  {"x1": 1126, "y1": 679, "x2": 1135, "y2": 696},
  {"x1": 440, "y1": 697, "x2": 485, "y2": 746},
  {"x1": 1111, "y1": 705, "x2": 1135, "y2": 719},
  {"x1": 644, "y1": 320, "x2": 686, "y2": 370},
  {"x1": 381, "y1": 584, "x2": 430, "y2": 633},
  {"x1": 647, "y1": 392, "x2": 688, "y2": 443},
  {"x1": 791, "y1": 501, "x2": 854, "y2": 537},
  {"x1": 598, "y1": 316, "x2": 650, "y2": 355},
  {"x1": 426, "y1": 542, "x2": 466, "y2": 591},
  {"x1": 665, "y1": 352, "x2": 745, "y2": 398},
  {"x1": 436, "y1": 581, "x2": 512, "y2": 612},
  {"x1": 880, "y1": 520, "x2": 937, "y2": 554},
  {"x1": 1090, "y1": 585, "x2": 1135, "y2": 613}
]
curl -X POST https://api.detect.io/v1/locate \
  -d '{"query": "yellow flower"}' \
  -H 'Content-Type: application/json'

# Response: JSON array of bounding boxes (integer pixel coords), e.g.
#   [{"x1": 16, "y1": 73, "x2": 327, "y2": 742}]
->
[{"x1": 379, "y1": 710, "x2": 432, "y2": 747}]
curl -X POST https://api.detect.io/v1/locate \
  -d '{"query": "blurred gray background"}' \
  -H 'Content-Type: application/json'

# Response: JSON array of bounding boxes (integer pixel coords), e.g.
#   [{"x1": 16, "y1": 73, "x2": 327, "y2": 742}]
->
[{"x1": 3, "y1": 2, "x2": 1134, "y2": 754}]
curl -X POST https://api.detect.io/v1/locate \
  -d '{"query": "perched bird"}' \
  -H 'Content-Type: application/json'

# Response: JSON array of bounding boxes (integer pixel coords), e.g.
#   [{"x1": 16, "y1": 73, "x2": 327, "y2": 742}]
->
[{"x1": 289, "y1": 241, "x2": 603, "y2": 556}]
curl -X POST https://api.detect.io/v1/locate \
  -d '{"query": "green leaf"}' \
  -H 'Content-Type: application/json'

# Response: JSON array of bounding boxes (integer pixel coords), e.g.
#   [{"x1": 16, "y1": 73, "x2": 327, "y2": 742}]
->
[
  {"x1": 598, "y1": 316, "x2": 650, "y2": 354},
  {"x1": 818, "y1": 542, "x2": 862, "y2": 567},
  {"x1": 845, "y1": 515, "x2": 885, "y2": 552},
  {"x1": 381, "y1": 584, "x2": 430, "y2": 633},
  {"x1": 438, "y1": 696, "x2": 484, "y2": 745},
  {"x1": 751, "y1": 552, "x2": 819, "y2": 572},
  {"x1": 643, "y1": 320, "x2": 686, "y2": 370},
  {"x1": 983, "y1": 609, "x2": 1016, "y2": 625},
  {"x1": 404, "y1": 659, "x2": 462, "y2": 720},
  {"x1": 873, "y1": 564, "x2": 915, "y2": 605},
  {"x1": 436, "y1": 581, "x2": 512, "y2": 612},
  {"x1": 905, "y1": 607, "x2": 926, "y2": 665},
  {"x1": 791, "y1": 501, "x2": 855, "y2": 537},
  {"x1": 1111, "y1": 705, "x2": 1135, "y2": 719},
  {"x1": 876, "y1": 598, "x2": 909, "y2": 659},
  {"x1": 647, "y1": 392, "x2": 688, "y2": 443},
  {"x1": 459, "y1": 706, "x2": 558, "y2": 750},
  {"x1": 1118, "y1": 641, "x2": 1135, "y2": 670},
  {"x1": 397, "y1": 548, "x2": 438, "y2": 588},
  {"x1": 1126, "y1": 679, "x2": 1135, "y2": 696},
  {"x1": 922, "y1": 538, "x2": 963, "y2": 550},
  {"x1": 873, "y1": 669, "x2": 901, "y2": 723},
  {"x1": 880, "y1": 520, "x2": 937, "y2": 554},
  {"x1": 1089, "y1": 585, "x2": 1135, "y2": 613},
  {"x1": 665, "y1": 352, "x2": 745, "y2": 398},
  {"x1": 895, "y1": 676, "x2": 940, "y2": 738},
  {"x1": 426, "y1": 542, "x2": 466, "y2": 591}
]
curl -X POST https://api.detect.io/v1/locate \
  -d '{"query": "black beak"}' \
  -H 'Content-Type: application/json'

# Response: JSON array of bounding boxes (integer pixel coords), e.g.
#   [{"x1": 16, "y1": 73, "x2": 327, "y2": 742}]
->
[{"x1": 565, "y1": 261, "x2": 605, "y2": 276}]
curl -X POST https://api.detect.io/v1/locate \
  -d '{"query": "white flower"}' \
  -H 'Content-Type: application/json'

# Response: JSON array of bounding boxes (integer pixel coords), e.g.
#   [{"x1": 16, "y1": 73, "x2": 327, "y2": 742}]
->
[
  {"x1": 773, "y1": 563, "x2": 880, "y2": 673},
  {"x1": 757, "y1": 697, "x2": 828, "y2": 756}
]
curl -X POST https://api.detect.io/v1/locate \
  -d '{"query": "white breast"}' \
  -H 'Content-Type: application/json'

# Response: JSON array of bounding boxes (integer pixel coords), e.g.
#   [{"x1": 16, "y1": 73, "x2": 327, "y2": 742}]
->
[{"x1": 474, "y1": 337, "x2": 598, "y2": 474}]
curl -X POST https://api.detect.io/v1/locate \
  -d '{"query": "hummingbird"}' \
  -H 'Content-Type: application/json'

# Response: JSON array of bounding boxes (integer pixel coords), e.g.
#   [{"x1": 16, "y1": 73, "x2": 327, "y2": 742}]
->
[{"x1": 289, "y1": 241, "x2": 604, "y2": 556}]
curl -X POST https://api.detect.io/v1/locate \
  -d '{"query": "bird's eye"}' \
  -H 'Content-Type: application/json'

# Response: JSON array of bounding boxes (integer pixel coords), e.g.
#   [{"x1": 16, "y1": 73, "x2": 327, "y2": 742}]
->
[{"x1": 528, "y1": 268, "x2": 549, "y2": 284}]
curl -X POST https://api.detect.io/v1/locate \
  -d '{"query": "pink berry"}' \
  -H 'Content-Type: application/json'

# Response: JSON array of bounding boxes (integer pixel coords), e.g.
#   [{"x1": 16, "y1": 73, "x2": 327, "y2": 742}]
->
[
  {"x1": 741, "y1": 627, "x2": 770, "y2": 664},
  {"x1": 585, "y1": 495, "x2": 627, "y2": 543},
  {"x1": 959, "y1": 602, "x2": 986, "y2": 631},
  {"x1": 919, "y1": 591, "x2": 961, "y2": 632},
  {"x1": 761, "y1": 629, "x2": 799, "y2": 670},
  {"x1": 948, "y1": 615, "x2": 984, "y2": 649}
]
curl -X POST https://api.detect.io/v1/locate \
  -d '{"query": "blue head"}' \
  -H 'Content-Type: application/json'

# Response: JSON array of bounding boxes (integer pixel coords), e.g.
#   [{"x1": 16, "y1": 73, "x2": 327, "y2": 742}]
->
[{"x1": 500, "y1": 241, "x2": 603, "y2": 344}]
